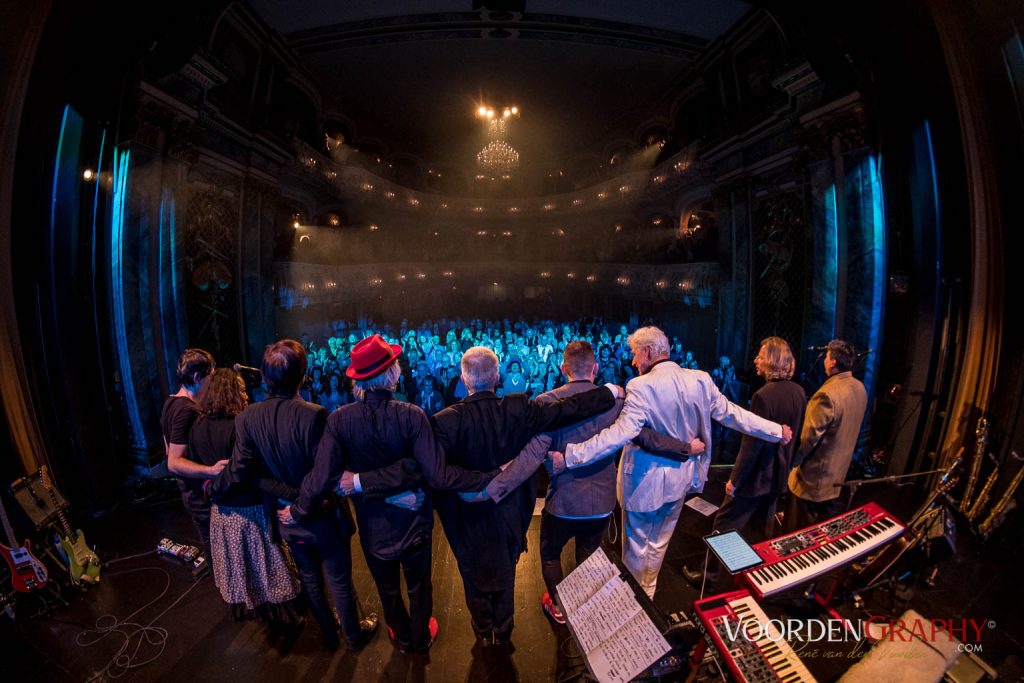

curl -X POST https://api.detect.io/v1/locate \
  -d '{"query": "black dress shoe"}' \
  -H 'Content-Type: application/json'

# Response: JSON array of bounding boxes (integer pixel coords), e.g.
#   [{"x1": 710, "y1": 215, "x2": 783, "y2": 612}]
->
[
  {"x1": 491, "y1": 629, "x2": 514, "y2": 651},
  {"x1": 681, "y1": 564, "x2": 705, "y2": 587},
  {"x1": 348, "y1": 613, "x2": 379, "y2": 650}
]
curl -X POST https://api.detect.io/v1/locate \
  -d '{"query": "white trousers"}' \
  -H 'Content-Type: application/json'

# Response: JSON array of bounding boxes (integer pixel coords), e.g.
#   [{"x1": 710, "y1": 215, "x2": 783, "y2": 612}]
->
[{"x1": 622, "y1": 494, "x2": 687, "y2": 598}]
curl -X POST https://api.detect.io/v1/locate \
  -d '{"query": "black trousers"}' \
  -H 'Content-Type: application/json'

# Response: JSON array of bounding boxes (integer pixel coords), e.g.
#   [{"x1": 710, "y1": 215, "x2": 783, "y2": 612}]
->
[
  {"x1": 786, "y1": 495, "x2": 845, "y2": 533},
  {"x1": 363, "y1": 536, "x2": 433, "y2": 651},
  {"x1": 539, "y1": 511, "x2": 609, "y2": 599},
  {"x1": 704, "y1": 493, "x2": 778, "y2": 584},
  {"x1": 282, "y1": 519, "x2": 361, "y2": 646},
  {"x1": 181, "y1": 492, "x2": 211, "y2": 556},
  {"x1": 463, "y1": 577, "x2": 516, "y2": 639}
]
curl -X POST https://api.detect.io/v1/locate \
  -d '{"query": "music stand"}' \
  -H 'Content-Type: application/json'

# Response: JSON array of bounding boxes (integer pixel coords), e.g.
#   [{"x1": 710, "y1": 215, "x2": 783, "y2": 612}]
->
[{"x1": 558, "y1": 549, "x2": 674, "y2": 683}]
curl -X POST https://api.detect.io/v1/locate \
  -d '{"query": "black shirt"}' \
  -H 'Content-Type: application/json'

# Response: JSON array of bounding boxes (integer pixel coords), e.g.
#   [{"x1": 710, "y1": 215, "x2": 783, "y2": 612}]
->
[
  {"x1": 189, "y1": 413, "x2": 261, "y2": 507},
  {"x1": 160, "y1": 395, "x2": 198, "y2": 447},
  {"x1": 161, "y1": 395, "x2": 202, "y2": 502},
  {"x1": 210, "y1": 395, "x2": 417, "y2": 534}
]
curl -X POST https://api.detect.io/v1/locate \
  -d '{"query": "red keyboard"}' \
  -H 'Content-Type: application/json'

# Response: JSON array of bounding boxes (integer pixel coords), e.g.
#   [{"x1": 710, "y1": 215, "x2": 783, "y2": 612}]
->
[
  {"x1": 741, "y1": 502, "x2": 904, "y2": 598},
  {"x1": 694, "y1": 589, "x2": 817, "y2": 682}
]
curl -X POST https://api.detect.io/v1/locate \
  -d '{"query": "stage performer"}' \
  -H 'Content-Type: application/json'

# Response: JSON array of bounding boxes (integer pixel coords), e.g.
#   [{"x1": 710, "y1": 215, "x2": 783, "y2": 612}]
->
[
  {"x1": 431, "y1": 346, "x2": 621, "y2": 647},
  {"x1": 162, "y1": 348, "x2": 224, "y2": 555},
  {"x1": 190, "y1": 369, "x2": 303, "y2": 629},
  {"x1": 550, "y1": 326, "x2": 793, "y2": 598},
  {"x1": 478, "y1": 340, "x2": 701, "y2": 624},
  {"x1": 786, "y1": 339, "x2": 867, "y2": 530},
  {"x1": 209, "y1": 340, "x2": 408, "y2": 651},
  {"x1": 682, "y1": 337, "x2": 806, "y2": 589},
  {"x1": 282, "y1": 334, "x2": 493, "y2": 654}
]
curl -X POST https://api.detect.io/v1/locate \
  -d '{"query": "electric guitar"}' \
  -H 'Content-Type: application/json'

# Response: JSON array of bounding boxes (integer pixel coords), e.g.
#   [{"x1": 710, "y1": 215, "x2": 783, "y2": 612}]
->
[
  {"x1": 39, "y1": 467, "x2": 100, "y2": 585},
  {"x1": 0, "y1": 491, "x2": 47, "y2": 592}
]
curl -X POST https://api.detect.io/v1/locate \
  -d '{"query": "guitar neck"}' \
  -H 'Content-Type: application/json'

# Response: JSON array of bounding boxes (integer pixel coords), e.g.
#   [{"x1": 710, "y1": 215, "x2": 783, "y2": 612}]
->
[
  {"x1": 39, "y1": 468, "x2": 75, "y2": 540},
  {"x1": 0, "y1": 498, "x2": 18, "y2": 547}
]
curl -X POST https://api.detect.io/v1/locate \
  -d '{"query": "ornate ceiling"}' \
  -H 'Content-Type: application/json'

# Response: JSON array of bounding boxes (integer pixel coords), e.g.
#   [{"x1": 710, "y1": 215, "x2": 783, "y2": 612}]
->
[{"x1": 244, "y1": 1, "x2": 752, "y2": 187}]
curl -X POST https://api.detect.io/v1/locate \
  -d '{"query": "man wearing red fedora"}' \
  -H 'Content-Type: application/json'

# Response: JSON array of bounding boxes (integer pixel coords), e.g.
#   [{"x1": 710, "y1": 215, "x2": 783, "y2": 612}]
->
[
  {"x1": 210, "y1": 339, "x2": 411, "y2": 651},
  {"x1": 287, "y1": 334, "x2": 495, "y2": 654}
]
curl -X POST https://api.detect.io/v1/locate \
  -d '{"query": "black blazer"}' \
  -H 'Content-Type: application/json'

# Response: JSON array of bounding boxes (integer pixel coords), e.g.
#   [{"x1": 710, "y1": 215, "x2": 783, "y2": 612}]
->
[
  {"x1": 295, "y1": 390, "x2": 485, "y2": 560},
  {"x1": 210, "y1": 396, "x2": 416, "y2": 537},
  {"x1": 730, "y1": 379, "x2": 807, "y2": 498},
  {"x1": 430, "y1": 387, "x2": 614, "y2": 590}
]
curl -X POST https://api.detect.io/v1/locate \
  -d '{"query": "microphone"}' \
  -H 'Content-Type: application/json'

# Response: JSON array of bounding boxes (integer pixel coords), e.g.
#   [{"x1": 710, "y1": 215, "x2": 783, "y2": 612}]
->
[
  {"x1": 233, "y1": 363, "x2": 261, "y2": 375},
  {"x1": 807, "y1": 345, "x2": 828, "y2": 352}
]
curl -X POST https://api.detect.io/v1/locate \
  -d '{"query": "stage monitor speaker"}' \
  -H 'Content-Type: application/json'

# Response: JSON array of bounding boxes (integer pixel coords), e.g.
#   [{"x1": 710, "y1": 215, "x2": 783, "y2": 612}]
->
[{"x1": 10, "y1": 470, "x2": 65, "y2": 530}]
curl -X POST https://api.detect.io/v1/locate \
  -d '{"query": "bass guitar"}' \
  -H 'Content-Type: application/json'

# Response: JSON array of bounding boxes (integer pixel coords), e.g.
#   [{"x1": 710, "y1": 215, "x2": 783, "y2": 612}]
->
[
  {"x1": 39, "y1": 467, "x2": 100, "y2": 585},
  {"x1": 0, "y1": 491, "x2": 47, "y2": 592}
]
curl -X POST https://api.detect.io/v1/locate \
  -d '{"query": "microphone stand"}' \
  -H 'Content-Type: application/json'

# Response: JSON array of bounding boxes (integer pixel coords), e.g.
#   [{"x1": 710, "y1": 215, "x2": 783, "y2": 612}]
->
[
  {"x1": 798, "y1": 351, "x2": 826, "y2": 394},
  {"x1": 835, "y1": 467, "x2": 951, "y2": 508}
]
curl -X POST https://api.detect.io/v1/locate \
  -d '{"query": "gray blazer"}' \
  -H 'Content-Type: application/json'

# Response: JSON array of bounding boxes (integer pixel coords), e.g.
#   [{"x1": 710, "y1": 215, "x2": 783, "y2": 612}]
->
[
  {"x1": 484, "y1": 381, "x2": 690, "y2": 517},
  {"x1": 788, "y1": 371, "x2": 867, "y2": 502}
]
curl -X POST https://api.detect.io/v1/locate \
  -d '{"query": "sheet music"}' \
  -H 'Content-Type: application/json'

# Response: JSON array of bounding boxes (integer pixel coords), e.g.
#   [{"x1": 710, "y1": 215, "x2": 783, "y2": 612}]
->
[
  {"x1": 684, "y1": 496, "x2": 719, "y2": 516},
  {"x1": 586, "y1": 611, "x2": 671, "y2": 683},
  {"x1": 556, "y1": 547, "x2": 618, "y2": 615},
  {"x1": 567, "y1": 577, "x2": 641, "y2": 654}
]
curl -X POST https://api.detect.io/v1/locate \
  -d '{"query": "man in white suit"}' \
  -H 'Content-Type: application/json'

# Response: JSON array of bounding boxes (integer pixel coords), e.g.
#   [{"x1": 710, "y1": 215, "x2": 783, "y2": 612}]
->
[{"x1": 550, "y1": 326, "x2": 793, "y2": 597}]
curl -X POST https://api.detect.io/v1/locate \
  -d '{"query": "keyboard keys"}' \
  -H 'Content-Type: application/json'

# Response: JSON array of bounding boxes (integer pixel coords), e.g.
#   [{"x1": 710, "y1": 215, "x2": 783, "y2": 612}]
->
[{"x1": 742, "y1": 505, "x2": 905, "y2": 597}]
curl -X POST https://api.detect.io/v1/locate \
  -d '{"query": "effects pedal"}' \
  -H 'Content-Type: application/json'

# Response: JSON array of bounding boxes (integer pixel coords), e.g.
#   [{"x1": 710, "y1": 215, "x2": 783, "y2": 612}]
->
[
  {"x1": 157, "y1": 538, "x2": 200, "y2": 563},
  {"x1": 191, "y1": 554, "x2": 210, "y2": 579}
]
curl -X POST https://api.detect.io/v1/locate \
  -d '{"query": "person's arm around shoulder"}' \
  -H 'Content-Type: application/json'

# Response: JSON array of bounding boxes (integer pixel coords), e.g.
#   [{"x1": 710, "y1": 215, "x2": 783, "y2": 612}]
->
[
  {"x1": 632, "y1": 427, "x2": 705, "y2": 461},
  {"x1": 525, "y1": 383, "x2": 621, "y2": 434},
  {"x1": 208, "y1": 413, "x2": 256, "y2": 501},
  {"x1": 412, "y1": 408, "x2": 490, "y2": 491},
  {"x1": 291, "y1": 413, "x2": 345, "y2": 522},
  {"x1": 729, "y1": 389, "x2": 770, "y2": 492},
  {"x1": 556, "y1": 387, "x2": 647, "y2": 471},
  {"x1": 707, "y1": 374, "x2": 792, "y2": 445}
]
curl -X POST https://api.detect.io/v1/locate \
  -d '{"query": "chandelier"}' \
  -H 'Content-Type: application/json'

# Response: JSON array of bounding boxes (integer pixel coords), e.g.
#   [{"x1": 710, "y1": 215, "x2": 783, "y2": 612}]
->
[
  {"x1": 477, "y1": 140, "x2": 519, "y2": 172},
  {"x1": 476, "y1": 105, "x2": 520, "y2": 173}
]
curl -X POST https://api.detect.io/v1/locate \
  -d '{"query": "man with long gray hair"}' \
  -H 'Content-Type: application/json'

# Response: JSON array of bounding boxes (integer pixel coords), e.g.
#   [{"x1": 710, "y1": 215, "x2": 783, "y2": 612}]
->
[
  {"x1": 432, "y1": 345, "x2": 622, "y2": 648},
  {"x1": 551, "y1": 326, "x2": 793, "y2": 598}
]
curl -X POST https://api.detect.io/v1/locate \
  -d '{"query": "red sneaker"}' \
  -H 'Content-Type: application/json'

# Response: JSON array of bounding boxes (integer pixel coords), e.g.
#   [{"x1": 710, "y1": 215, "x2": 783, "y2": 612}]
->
[
  {"x1": 427, "y1": 616, "x2": 439, "y2": 648},
  {"x1": 542, "y1": 592, "x2": 566, "y2": 625}
]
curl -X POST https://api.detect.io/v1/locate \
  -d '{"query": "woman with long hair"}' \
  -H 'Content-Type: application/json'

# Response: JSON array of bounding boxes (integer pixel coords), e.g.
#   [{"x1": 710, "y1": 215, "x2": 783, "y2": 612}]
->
[{"x1": 190, "y1": 369, "x2": 302, "y2": 626}]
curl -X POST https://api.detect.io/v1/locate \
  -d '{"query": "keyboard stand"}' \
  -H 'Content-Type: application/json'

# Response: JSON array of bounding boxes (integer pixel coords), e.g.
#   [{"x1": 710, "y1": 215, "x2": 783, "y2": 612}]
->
[{"x1": 804, "y1": 564, "x2": 859, "y2": 637}]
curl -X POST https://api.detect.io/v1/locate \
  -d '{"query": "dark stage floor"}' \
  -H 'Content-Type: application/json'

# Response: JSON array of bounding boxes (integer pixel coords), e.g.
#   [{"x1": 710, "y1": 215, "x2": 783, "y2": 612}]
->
[{"x1": 2, "y1": 470, "x2": 1022, "y2": 682}]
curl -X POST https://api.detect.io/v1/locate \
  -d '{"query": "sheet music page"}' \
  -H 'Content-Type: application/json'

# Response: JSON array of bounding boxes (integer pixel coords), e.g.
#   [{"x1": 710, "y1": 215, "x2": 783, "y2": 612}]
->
[
  {"x1": 684, "y1": 496, "x2": 719, "y2": 516},
  {"x1": 556, "y1": 546, "x2": 618, "y2": 615},
  {"x1": 567, "y1": 576, "x2": 641, "y2": 654},
  {"x1": 585, "y1": 610, "x2": 671, "y2": 683}
]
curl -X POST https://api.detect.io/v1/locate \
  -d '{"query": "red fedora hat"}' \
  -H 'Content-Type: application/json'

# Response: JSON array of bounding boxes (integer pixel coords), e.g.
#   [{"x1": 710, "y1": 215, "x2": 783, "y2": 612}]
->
[{"x1": 346, "y1": 334, "x2": 403, "y2": 380}]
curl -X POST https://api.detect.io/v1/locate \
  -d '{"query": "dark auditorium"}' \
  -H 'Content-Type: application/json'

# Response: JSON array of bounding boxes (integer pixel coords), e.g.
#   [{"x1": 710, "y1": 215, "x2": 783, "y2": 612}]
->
[{"x1": 2, "y1": 1, "x2": 1023, "y2": 681}]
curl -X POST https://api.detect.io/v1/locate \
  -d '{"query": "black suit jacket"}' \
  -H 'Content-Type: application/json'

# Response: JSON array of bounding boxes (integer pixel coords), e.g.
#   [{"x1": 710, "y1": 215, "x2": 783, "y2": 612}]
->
[
  {"x1": 430, "y1": 387, "x2": 614, "y2": 590},
  {"x1": 210, "y1": 395, "x2": 415, "y2": 538},
  {"x1": 731, "y1": 379, "x2": 807, "y2": 498},
  {"x1": 295, "y1": 390, "x2": 486, "y2": 560}
]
